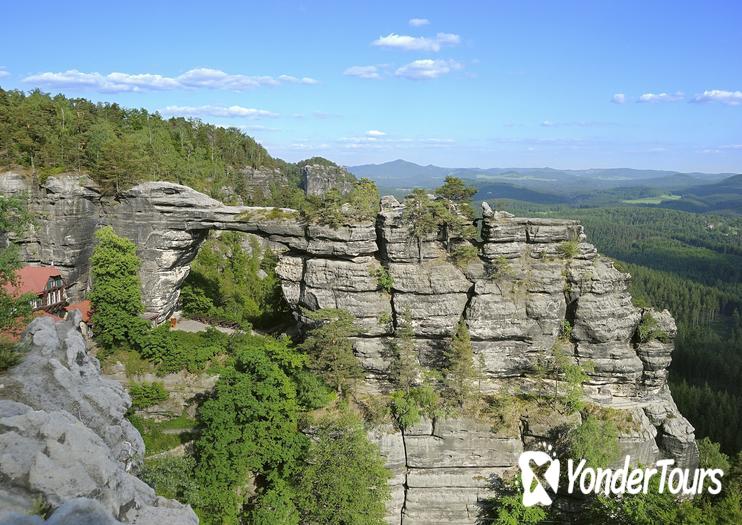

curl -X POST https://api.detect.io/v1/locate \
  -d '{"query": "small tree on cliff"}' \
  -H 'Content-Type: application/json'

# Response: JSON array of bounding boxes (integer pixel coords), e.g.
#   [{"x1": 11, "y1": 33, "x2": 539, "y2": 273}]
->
[
  {"x1": 444, "y1": 320, "x2": 481, "y2": 410},
  {"x1": 89, "y1": 226, "x2": 147, "y2": 348},
  {"x1": 389, "y1": 308, "x2": 419, "y2": 392},
  {"x1": 434, "y1": 176, "x2": 477, "y2": 253},
  {"x1": 402, "y1": 189, "x2": 441, "y2": 262},
  {"x1": 299, "y1": 308, "x2": 363, "y2": 396}
]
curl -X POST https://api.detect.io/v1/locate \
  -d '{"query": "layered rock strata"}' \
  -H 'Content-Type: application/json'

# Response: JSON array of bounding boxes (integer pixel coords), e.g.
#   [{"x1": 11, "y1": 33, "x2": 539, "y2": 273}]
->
[{"x1": 1, "y1": 175, "x2": 698, "y2": 524}]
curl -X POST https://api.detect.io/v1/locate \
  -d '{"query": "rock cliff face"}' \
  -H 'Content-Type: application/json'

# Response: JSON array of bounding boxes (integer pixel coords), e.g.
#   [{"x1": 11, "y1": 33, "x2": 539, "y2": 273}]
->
[
  {"x1": 1, "y1": 175, "x2": 698, "y2": 524},
  {"x1": 300, "y1": 163, "x2": 356, "y2": 196},
  {"x1": 0, "y1": 313, "x2": 197, "y2": 525}
]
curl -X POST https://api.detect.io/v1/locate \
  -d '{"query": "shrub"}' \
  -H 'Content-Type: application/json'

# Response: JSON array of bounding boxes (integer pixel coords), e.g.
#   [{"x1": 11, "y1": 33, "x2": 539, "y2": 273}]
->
[
  {"x1": 487, "y1": 256, "x2": 514, "y2": 280},
  {"x1": 140, "y1": 455, "x2": 202, "y2": 505},
  {"x1": 390, "y1": 385, "x2": 439, "y2": 430},
  {"x1": 129, "y1": 381, "x2": 169, "y2": 409},
  {"x1": 557, "y1": 240, "x2": 579, "y2": 259},
  {"x1": 567, "y1": 415, "x2": 619, "y2": 468},
  {"x1": 637, "y1": 313, "x2": 670, "y2": 343},
  {"x1": 0, "y1": 340, "x2": 22, "y2": 371},
  {"x1": 371, "y1": 266, "x2": 394, "y2": 293},
  {"x1": 450, "y1": 244, "x2": 479, "y2": 268}
]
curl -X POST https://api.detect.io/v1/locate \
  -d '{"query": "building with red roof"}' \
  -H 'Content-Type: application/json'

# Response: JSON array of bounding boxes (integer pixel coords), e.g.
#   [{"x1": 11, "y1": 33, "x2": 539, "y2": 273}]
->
[
  {"x1": 3, "y1": 265, "x2": 68, "y2": 315},
  {"x1": 65, "y1": 300, "x2": 92, "y2": 323}
]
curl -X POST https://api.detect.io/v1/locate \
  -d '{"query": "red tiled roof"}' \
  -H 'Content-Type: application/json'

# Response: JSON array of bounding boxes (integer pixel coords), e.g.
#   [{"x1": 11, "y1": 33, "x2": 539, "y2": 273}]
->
[
  {"x1": 2, "y1": 265, "x2": 63, "y2": 297},
  {"x1": 65, "y1": 300, "x2": 92, "y2": 323}
]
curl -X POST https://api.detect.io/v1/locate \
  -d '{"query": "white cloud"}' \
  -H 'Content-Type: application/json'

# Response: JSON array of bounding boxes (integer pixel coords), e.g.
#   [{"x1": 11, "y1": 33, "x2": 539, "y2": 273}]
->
[
  {"x1": 395, "y1": 59, "x2": 462, "y2": 80},
  {"x1": 0, "y1": 68, "x2": 9, "y2": 78},
  {"x1": 22, "y1": 68, "x2": 318, "y2": 93},
  {"x1": 637, "y1": 92, "x2": 684, "y2": 103},
  {"x1": 159, "y1": 105, "x2": 278, "y2": 118},
  {"x1": 372, "y1": 32, "x2": 460, "y2": 52},
  {"x1": 409, "y1": 18, "x2": 430, "y2": 27},
  {"x1": 343, "y1": 65, "x2": 381, "y2": 79},
  {"x1": 692, "y1": 89, "x2": 742, "y2": 106},
  {"x1": 611, "y1": 93, "x2": 626, "y2": 104},
  {"x1": 366, "y1": 130, "x2": 386, "y2": 136}
]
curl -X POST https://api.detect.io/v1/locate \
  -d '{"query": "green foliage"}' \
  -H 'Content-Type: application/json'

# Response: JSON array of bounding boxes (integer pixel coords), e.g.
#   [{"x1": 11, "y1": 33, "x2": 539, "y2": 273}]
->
[
  {"x1": 301, "y1": 178, "x2": 380, "y2": 225},
  {"x1": 194, "y1": 336, "x2": 312, "y2": 523},
  {"x1": 0, "y1": 88, "x2": 280, "y2": 196},
  {"x1": 0, "y1": 341, "x2": 23, "y2": 371},
  {"x1": 128, "y1": 413, "x2": 197, "y2": 456},
  {"x1": 89, "y1": 226, "x2": 148, "y2": 349},
  {"x1": 567, "y1": 414, "x2": 619, "y2": 468},
  {"x1": 480, "y1": 476, "x2": 547, "y2": 525},
  {"x1": 138, "y1": 326, "x2": 228, "y2": 375},
  {"x1": 488, "y1": 255, "x2": 514, "y2": 280},
  {"x1": 636, "y1": 312, "x2": 670, "y2": 343},
  {"x1": 299, "y1": 309, "x2": 363, "y2": 396},
  {"x1": 388, "y1": 308, "x2": 419, "y2": 392},
  {"x1": 557, "y1": 240, "x2": 579, "y2": 259},
  {"x1": 390, "y1": 385, "x2": 439, "y2": 431},
  {"x1": 450, "y1": 243, "x2": 479, "y2": 268},
  {"x1": 295, "y1": 412, "x2": 390, "y2": 525},
  {"x1": 698, "y1": 436, "x2": 731, "y2": 472},
  {"x1": 140, "y1": 455, "x2": 202, "y2": 505},
  {"x1": 181, "y1": 232, "x2": 290, "y2": 330},
  {"x1": 435, "y1": 176, "x2": 477, "y2": 203},
  {"x1": 371, "y1": 265, "x2": 394, "y2": 294},
  {"x1": 129, "y1": 381, "x2": 169, "y2": 409},
  {"x1": 403, "y1": 189, "x2": 442, "y2": 261},
  {"x1": 444, "y1": 320, "x2": 480, "y2": 410},
  {"x1": 550, "y1": 342, "x2": 592, "y2": 412},
  {"x1": 0, "y1": 195, "x2": 33, "y2": 340},
  {"x1": 247, "y1": 477, "x2": 300, "y2": 525}
]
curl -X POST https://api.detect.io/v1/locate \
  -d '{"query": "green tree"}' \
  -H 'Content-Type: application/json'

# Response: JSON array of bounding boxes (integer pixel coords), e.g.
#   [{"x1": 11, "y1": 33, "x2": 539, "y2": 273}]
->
[
  {"x1": 567, "y1": 415, "x2": 619, "y2": 468},
  {"x1": 247, "y1": 477, "x2": 300, "y2": 525},
  {"x1": 444, "y1": 320, "x2": 480, "y2": 410},
  {"x1": 299, "y1": 309, "x2": 363, "y2": 396},
  {"x1": 403, "y1": 189, "x2": 441, "y2": 262},
  {"x1": 295, "y1": 413, "x2": 390, "y2": 525},
  {"x1": 434, "y1": 176, "x2": 477, "y2": 252},
  {"x1": 195, "y1": 342, "x2": 306, "y2": 524},
  {"x1": 0, "y1": 195, "x2": 33, "y2": 369},
  {"x1": 89, "y1": 226, "x2": 147, "y2": 349},
  {"x1": 389, "y1": 308, "x2": 419, "y2": 392}
]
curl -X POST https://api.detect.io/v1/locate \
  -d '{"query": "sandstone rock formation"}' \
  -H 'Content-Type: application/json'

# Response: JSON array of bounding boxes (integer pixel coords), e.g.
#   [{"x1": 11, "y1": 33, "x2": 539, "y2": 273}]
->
[
  {"x1": 0, "y1": 313, "x2": 197, "y2": 525},
  {"x1": 300, "y1": 163, "x2": 356, "y2": 196},
  {"x1": 1, "y1": 174, "x2": 698, "y2": 524}
]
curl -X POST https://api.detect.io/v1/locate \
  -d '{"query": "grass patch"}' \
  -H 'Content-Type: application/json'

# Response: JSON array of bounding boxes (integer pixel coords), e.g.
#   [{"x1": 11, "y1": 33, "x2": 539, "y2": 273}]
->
[{"x1": 100, "y1": 348, "x2": 155, "y2": 376}]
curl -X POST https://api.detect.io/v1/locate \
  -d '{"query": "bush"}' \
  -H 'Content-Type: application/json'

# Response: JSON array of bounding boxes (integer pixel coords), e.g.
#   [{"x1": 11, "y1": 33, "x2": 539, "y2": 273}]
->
[
  {"x1": 140, "y1": 455, "x2": 202, "y2": 505},
  {"x1": 138, "y1": 326, "x2": 228, "y2": 375},
  {"x1": 0, "y1": 340, "x2": 22, "y2": 371},
  {"x1": 129, "y1": 381, "x2": 169, "y2": 409},
  {"x1": 371, "y1": 266, "x2": 394, "y2": 294},
  {"x1": 450, "y1": 244, "x2": 479, "y2": 268},
  {"x1": 557, "y1": 240, "x2": 579, "y2": 259},
  {"x1": 567, "y1": 415, "x2": 619, "y2": 468},
  {"x1": 636, "y1": 313, "x2": 670, "y2": 343},
  {"x1": 390, "y1": 385, "x2": 439, "y2": 430}
]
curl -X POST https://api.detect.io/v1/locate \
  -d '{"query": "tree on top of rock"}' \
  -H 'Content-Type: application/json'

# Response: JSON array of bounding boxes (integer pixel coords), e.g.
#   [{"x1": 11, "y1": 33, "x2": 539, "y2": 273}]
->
[{"x1": 444, "y1": 319, "x2": 481, "y2": 410}]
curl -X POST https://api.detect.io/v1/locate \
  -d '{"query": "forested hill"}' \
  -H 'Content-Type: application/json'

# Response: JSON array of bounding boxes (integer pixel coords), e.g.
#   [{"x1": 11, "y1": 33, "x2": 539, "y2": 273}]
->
[{"x1": 0, "y1": 88, "x2": 292, "y2": 195}]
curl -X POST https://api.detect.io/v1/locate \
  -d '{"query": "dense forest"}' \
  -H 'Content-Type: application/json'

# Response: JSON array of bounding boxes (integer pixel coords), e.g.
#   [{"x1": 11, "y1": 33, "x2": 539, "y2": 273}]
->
[
  {"x1": 0, "y1": 88, "x2": 297, "y2": 198},
  {"x1": 500, "y1": 202, "x2": 742, "y2": 454}
]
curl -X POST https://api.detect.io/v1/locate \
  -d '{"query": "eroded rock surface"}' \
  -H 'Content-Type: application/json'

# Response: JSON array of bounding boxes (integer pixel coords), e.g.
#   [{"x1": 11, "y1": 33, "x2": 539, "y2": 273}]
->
[
  {"x1": 1, "y1": 175, "x2": 698, "y2": 524},
  {"x1": 0, "y1": 314, "x2": 197, "y2": 525}
]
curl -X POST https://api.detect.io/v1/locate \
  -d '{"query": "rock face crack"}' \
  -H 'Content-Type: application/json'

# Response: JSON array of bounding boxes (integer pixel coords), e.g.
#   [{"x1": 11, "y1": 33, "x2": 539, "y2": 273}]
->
[{"x1": 0, "y1": 175, "x2": 700, "y2": 525}]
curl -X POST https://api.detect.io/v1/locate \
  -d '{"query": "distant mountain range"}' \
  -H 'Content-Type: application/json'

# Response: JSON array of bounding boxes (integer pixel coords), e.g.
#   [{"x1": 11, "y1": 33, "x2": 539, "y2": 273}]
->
[{"x1": 348, "y1": 160, "x2": 741, "y2": 214}]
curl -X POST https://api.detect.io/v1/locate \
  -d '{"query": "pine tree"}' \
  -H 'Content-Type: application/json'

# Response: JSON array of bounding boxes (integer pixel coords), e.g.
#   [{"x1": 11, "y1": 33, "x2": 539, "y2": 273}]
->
[
  {"x1": 389, "y1": 308, "x2": 419, "y2": 392},
  {"x1": 299, "y1": 309, "x2": 363, "y2": 396},
  {"x1": 444, "y1": 320, "x2": 479, "y2": 410}
]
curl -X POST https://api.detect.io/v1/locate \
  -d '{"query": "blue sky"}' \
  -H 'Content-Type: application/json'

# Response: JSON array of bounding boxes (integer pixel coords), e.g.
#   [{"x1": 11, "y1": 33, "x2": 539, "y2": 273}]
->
[{"x1": 1, "y1": 0, "x2": 741, "y2": 172}]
